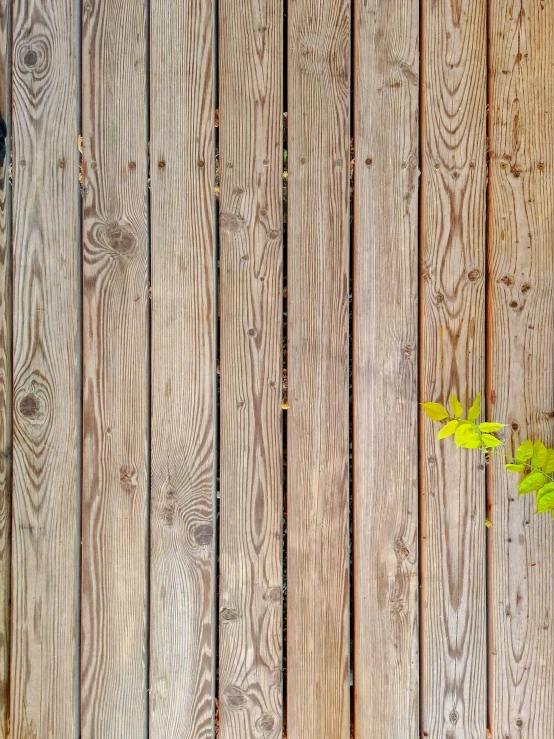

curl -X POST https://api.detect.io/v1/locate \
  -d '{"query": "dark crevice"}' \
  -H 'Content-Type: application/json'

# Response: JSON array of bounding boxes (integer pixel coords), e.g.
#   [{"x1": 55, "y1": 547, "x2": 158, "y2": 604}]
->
[
  {"x1": 281, "y1": 1, "x2": 288, "y2": 732},
  {"x1": 348, "y1": 0, "x2": 355, "y2": 736},
  {"x1": 417, "y1": 0, "x2": 426, "y2": 734},
  {"x1": 145, "y1": 0, "x2": 152, "y2": 733},
  {"x1": 213, "y1": 0, "x2": 221, "y2": 733}
]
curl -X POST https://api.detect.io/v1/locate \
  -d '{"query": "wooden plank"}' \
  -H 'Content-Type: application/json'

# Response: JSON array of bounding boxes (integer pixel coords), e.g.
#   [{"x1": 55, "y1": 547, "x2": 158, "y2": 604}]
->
[
  {"x1": 286, "y1": 1, "x2": 350, "y2": 737},
  {"x1": 10, "y1": 0, "x2": 80, "y2": 734},
  {"x1": 488, "y1": 1, "x2": 554, "y2": 735},
  {"x1": 148, "y1": 1, "x2": 216, "y2": 736},
  {"x1": 420, "y1": 0, "x2": 488, "y2": 736},
  {"x1": 218, "y1": 1, "x2": 283, "y2": 737},
  {"x1": 352, "y1": 0, "x2": 419, "y2": 735},
  {"x1": 0, "y1": 0, "x2": 10, "y2": 731},
  {"x1": 80, "y1": 0, "x2": 148, "y2": 734}
]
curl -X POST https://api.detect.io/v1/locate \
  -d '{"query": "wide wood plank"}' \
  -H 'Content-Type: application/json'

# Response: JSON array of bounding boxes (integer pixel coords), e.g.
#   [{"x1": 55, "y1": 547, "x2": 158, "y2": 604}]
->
[
  {"x1": 0, "y1": 0, "x2": 10, "y2": 731},
  {"x1": 218, "y1": 1, "x2": 283, "y2": 737},
  {"x1": 488, "y1": 1, "x2": 554, "y2": 735},
  {"x1": 352, "y1": 0, "x2": 419, "y2": 735},
  {"x1": 10, "y1": 0, "x2": 80, "y2": 734},
  {"x1": 149, "y1": 1, "x2": 216, "y2": 736},
  {"x1": 81, "y1": 0, "x2": 149, "y2": 734},
  {"x1": 286, "y1": 1, "x2": 350, "y2": 737},
  {"x1": 420, "y1": 0, "x2": 488, "y2": 735}
]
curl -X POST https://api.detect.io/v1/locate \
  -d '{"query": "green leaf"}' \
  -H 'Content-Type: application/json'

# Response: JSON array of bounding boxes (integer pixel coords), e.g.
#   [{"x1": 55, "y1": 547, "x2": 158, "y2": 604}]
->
[
  {"x1": 455, "y1": 424, "x2": 475, "y2": 447},
  {"x1": 422, "y1": 402, "x2": 449, "y2": 421},
  {"x1": 481, "y1": 433, "x2": 503, "y2": 448},
  {"x1": 543, "y1": 449, "x2": 554, "y2": 474},
  {"x1": 532, "y1": 440, "x2": 548, "y2": 469},
  {"x1": 536, "y1": 490, "x2": 554, "y2": 513},
  {"x1": 450, "y1": 394, "x2": 463, "y2": 419},
  {"x1": 437, "y1": 419, "x2": 459, "y2": 440},
  {"x1": 461, "y1": 433, "x2": 482, "y2": 449},
  {"x1": 467, "y1": 393, "x2": 481, "y2": 422},
  {"x1": 537, "y1": 483, "x2": 554, "y2": 505},
  {"x1": 478, "y1": 422, "x2": 506, "y2": 432},
  {"x1": 518, "y1": 471, "x2": 547, "y2": 495},
  {"x1": 516, "y1": 440, "x2": 534, "y2": 463},
  {"x1": 506, "y1": 463, "x2": 526, "y2": 472}
]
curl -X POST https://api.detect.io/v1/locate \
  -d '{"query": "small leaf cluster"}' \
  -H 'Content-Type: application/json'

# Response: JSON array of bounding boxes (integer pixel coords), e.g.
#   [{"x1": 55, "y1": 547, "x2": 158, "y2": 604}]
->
[
  {"x1": 422, "y1": 393, "x2": 505, "y2": 452},
  {"x1": 510, "y1": 439, "x2": 554, "y2": 517},
  {"x1": 423, "y1": 393, "x2": 554, "y2": 519}
]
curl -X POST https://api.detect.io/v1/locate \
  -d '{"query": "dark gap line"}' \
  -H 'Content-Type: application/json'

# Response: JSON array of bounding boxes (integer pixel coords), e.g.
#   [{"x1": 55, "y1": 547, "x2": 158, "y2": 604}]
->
[
  {"x1": 348, "y1": 0, "x2": 355, "y2": 734},
  {"x1": 5, "y1": 0, "x2": 13, "y2": 729},
  {"x1": 145, "y1": 0, "x2": 152, "y2": 733},
  {"x1": 417, "y1": 0, "x2": 425, "y2": 734},
  {"x1": 76, "y1": 0, "x2": 83, "y2": 733},
  {"x1": 484, "y1": 0, "x2": 493, "y2": 732},
  {"x1": 281, "y1": 0, "x2": 288, "y2": 732},
  {"x1": 213, "y1": 0, "x2": 221, "y2": 732}
]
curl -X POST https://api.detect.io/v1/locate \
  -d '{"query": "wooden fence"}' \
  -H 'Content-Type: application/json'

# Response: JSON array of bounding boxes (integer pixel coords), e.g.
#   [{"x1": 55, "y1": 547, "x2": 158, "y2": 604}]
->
[{"x1": 0, "y1": 0, "x2": 553, "y2": 737}]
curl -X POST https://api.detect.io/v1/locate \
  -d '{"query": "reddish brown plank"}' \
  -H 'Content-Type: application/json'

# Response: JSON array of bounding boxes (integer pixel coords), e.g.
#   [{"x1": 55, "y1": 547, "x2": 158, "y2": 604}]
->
[
  {"x1": 218, "y1": 0, "x2": 283, "y2": 737},
  {"x1": 353, "y1": 0, "x2": 420, "y2": 735},
  {"x1": 149, "y1": 0, "x2": 216, "y2": 735},
  {"x1": 10, "y1": 0, "x2": 80, "y2": 734},
  {"x1": 286, "y1": 0, "x2": 351, "y2": 737},
  {"x1": 420, "y1": 0, "x2": 488, "y2": 735},
  {"x1": 81, "y1": 0, "x2": 149, "y2": 733},
  {"x1": 488, "y1": 0, "x2": 554, "y2": 735}
]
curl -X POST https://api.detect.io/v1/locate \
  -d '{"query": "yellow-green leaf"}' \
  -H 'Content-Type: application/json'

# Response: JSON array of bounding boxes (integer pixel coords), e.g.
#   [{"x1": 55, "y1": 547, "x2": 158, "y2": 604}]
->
[
  {"x1": 450, "y1": 394, "x2": 463, "y2": 419},
  {"x1": 478, "y1": 422, "x2": 506, "y2": 432},
  {"x1": 461, "y1": 433, "x2": 482, "y2": 449},
  {"x1": 537, "y1": 483, "x2": 554, "y2": 505},
  {"x1": 532, "y1": 440, "x2": 548, "y2": 469},
  {"x1": 516, "y1": 440, "x2": 534, "y2": 463},
  {"x1": 506, "y1": 463, "x2": 525, "y2": 472},
  {"x1": 467, "y1": 393, "x2": 481, "y2": 422},
  {"x1": 437, "y1": 419, "x2": 459, "y2": 440},
  {"x1": 543, "y1": 449, "x2": 554, "y2": 474},
  {"x1": 536, "y1": 490, "x2": 554, "y2": 513},
  {"x1": 455, "y1": 424, "x2": 474, "y2": 447},
  {"x1": 518, "y1": 471, "x2": 547, "y2": 495},
  {"x1": 422, "y1": 402, "x2": 449, "y2": 421},
  {"x1": 481, "y1": 433, "x2": 503, "y2": 448}
]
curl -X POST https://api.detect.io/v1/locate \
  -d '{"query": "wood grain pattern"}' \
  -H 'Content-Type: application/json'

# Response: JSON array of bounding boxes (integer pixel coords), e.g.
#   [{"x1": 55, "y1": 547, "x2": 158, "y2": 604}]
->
[
  {"x1": 0, "y1": 0, "x2": 10, "y2": 732},
  {"x1": 352, "y1": 0, "x2": 419, "y2": 735},
  {"x1": 81, "y1": 0, "x2": 148, "y2": 734},
  {"x1": 488, "y1": 1, "x2": 554, "y2": 736},
  {"x1": 286, "y1": 1, "x2": 350, "y2": 737},
  {"x1": 149, "y1": 1, "x2": 216, "y2": 736},
  {"x1": 420, "y1": 0, "x2": 488, "y2": 736},
  {"x1": 10, "y1": 0, "x2": 80, "y2": 735},
  {"x1": 218, "y1": 1, "x2": 283, "y2": 737}
]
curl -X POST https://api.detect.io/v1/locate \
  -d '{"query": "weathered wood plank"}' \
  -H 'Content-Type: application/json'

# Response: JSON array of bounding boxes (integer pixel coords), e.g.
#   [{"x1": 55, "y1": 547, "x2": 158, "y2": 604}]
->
[
  {"x1": 420, "y1": 0, "x2": 488, "y2": 735},
  {"x1": 10, "y1": 0, "x2": 80, "y2": 734},
  {"x1": 286, "y1": 1, "x2": 350, "y2": 737},
  {"x1": 352, "y1": 0, "x2": 419, "y2": 735},
  {"x1": 0, "y1": 0, "x2": 10, "y2": 731},
  {"x1": 488, "y1": 1, "x2": 554, "y2": 735},
  {"x1": 218, "y1": 1, "x2": 283, "y2": 737},
  {"x1": 149, "y1": 0, "x2": 216, "y2": 736},
  {"x1": 81, "y1": 0, "x2": 149, "y2": 734}
]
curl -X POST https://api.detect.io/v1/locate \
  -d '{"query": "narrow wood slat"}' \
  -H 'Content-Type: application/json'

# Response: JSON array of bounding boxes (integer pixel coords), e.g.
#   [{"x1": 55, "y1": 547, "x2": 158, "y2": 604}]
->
[
  {"x1": 218, "y1": 1, "x2": 283, "y2": 737},
  {"x1": 488, "y1": 1, "x2": 554, "y2": 735},
  {"x1": 10, "y1": 0, "x2": 80, "y2": 734},
  {"x1": 353, "y1": 0, "x2": 419, "y2": 735},
  {"x1": 0, "y1": 0, "x2": 10, "y2": 731},
  {"x1": 149, "y1": 0, "x2": 216, "y2": 736},
  {"x1": 420, "y1": 0, "x2": 488, "y2": 736},
  {"x1": 286, "y1": 1, "x2": 350, "y2": 736},
  {"x1": 81, "y1": 0, "x2": 149, "y2": 734}
]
